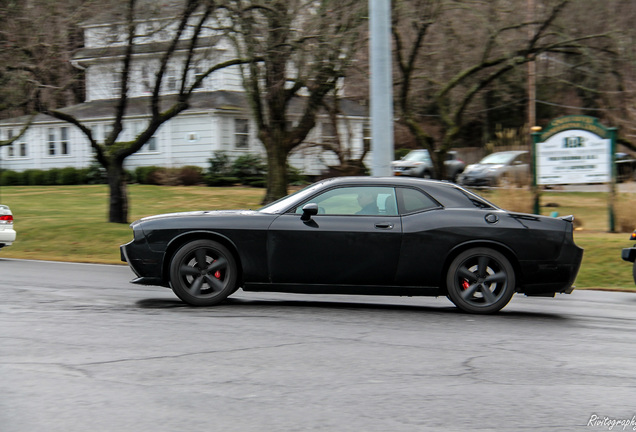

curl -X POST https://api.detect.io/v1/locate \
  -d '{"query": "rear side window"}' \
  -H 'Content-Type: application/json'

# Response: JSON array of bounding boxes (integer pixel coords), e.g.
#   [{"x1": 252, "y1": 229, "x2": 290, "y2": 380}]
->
[{"x1": 398, "y1": 188, "x2": 440, "y2": 213}]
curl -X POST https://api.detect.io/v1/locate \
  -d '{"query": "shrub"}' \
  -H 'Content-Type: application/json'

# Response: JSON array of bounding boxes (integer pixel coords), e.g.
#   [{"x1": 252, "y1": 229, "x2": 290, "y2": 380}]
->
[
  {"x1": 58, "y1": 167, "x2": 81, "y2": 185},
  {"x1": 287, "y1": 164, "x2": 308, "y2": 186},
  {"x1": 145, "y1": 167, "x2": 172, "y2": 185},
  {"x1": 22, "y1": 169, "x2": 46, "y2": 185},
  {"x1": 84, "y1": 164, "x2": 108, "y2": 184},
  {"x1": 232, "y1": 154, "x2": 266, "y2": 186},
  {"x1": 205, "y1": 175, "x2": 240, "y2": 186},
  {"x1": 43, "y1": 168, "x2": 61, "y2": 185},
  {"x1": 135, "y1": 166, "x2": 163, "y2": 184},
  {"x1": 0, "y1": 170, "x2": 21, "y2": 186},
  {"x1": 206, "y1": 152, "x2": 238, "y2": 186},
  {"x1": 178, "y1": 166, "x2": 204, "y2": 186}
]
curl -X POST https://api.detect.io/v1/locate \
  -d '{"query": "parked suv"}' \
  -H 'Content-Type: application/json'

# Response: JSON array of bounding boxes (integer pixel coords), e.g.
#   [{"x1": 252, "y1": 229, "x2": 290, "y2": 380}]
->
[
  {"x1": 0, "y1": 204, "x2": 16, "y2": 250},
  {"x1": 459, "y1": 150, "x2": 530, "y2": 187},
  {"x1": 391, "y1": 149, "x2": 465, "y2": 182}
]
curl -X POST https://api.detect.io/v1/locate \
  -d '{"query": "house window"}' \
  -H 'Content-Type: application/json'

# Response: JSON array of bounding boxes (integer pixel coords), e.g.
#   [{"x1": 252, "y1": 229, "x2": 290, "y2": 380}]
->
[
  {"x1": 48, "y1": 128, "x2": 56, "y2": 156},
  {"x1": 141, "y1": 65, "x2": 152, "y2": 93},
  {"x1": 19, "y1": 143, "x2": 27, "y2": 157},
  {"x1": 146, "y1": 136, "x2": 157, "y2": 152},
  {"x1": 363, "y1": 123, "x2": 371, "y2": 152},
  {"x1": 112, "y1": 70, "x2": 121, "y2": 96},
  {"x1": 166, "y1": 67, "x2": 177, "y2": 92},
  {"x1": 104, "y1": 124, "x2": 113, "y2": 143},
  {"x1": 47, "y1": 127, "x2": 70, "y2": 156},
  {"x1": 234, "y1": 119, "x2": 249, "y2": 149},
  {"x1": 60, "y1": 127, "x2": 69, "y2": 155},
  {"x1": 6, "y1": 130, "x2": 14, "y2": 157},
  {"x1": 322, "y1": 122, "x2": 337, "y2": 145},
  {"x1": 193, "y1": 66, "x2": 204, "y2": 89}
]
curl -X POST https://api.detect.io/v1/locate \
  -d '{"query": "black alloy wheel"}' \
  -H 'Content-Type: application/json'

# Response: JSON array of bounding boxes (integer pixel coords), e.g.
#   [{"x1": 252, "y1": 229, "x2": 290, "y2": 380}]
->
[
  {"x1": 169, "y1": 239, "x2": 238, "y2": 306},
  {"x1": 446, "y1": 247, "x2": 515, "y2": 314}
]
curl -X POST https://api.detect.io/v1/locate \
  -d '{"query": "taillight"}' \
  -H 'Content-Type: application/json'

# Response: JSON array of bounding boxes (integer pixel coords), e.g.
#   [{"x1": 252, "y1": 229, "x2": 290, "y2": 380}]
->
[{"x1": 0, "y1": 215, "x2": 13, "y2": 224}]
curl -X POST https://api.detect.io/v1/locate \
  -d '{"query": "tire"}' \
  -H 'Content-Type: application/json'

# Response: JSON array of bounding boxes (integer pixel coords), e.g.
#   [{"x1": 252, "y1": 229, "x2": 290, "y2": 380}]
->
[
  {"x1": 632, "y1": 261, "x2": 636, "y2": 285},
  {"x1": 169, "y1": 239, "x2": 238, "y2": 306},
  {"x1": 446, "y1": 247, "x2": 515, "y2": 314}
]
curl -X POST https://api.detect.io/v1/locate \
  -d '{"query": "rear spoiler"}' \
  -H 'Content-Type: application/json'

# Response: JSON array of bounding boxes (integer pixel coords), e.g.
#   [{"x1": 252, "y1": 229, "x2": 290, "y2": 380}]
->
[{"x1": 559, "y1": 215, "x2": 575, "y2": 223}]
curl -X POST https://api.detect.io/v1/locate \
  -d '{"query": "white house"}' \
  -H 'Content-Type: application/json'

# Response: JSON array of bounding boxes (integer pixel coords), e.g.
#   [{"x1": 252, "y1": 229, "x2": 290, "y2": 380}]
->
[{"x1": 0, "y1": 6, "x2": 369, "y2": 177}]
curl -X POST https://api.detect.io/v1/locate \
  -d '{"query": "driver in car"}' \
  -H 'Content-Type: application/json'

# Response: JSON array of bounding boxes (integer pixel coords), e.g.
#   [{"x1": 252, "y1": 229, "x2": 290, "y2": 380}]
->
[{"x1": 356, "y1": 190, "x2": 378, "y2": 215}]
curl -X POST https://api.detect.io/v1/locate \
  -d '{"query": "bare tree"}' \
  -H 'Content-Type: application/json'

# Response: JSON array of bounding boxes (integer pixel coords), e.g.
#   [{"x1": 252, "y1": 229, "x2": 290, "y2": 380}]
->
[
  {"x1": 0, "y1": 0, "x2": 89, "y2": 118},
  {"x1": 222, "y1": 0, "x2": 366, "y2": 203},
  {"x1": 392, "y1": 0, "x2": 615, "y2": 178},
  {"x1": 36, "y1": 0, "x2": 249, "y2": 223}
]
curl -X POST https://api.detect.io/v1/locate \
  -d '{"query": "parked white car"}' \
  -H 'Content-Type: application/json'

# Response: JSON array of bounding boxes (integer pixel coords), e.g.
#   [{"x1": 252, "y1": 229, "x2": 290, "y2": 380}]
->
[{"x1": 0, "y1": 204, "x2": 16, "y2": 249}]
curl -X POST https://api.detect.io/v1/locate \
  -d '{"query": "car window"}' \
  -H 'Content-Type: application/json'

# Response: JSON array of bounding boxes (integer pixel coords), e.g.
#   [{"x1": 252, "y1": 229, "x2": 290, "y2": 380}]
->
[
  {"x1": 516, "y1": 153, "x2": 529, "y2": 164},
  {"x1": 403, "y1": 150, "x2": 431, "y2": 163},
  {"x1": 398, "y1": 188, "x2": 440, "y2": 213},
  {"x1": 480, "y1": 152, "x2": 516, "y2": 164},
  {"x1": 295, "y1": 186, "x2": 398, "y2": 216}
]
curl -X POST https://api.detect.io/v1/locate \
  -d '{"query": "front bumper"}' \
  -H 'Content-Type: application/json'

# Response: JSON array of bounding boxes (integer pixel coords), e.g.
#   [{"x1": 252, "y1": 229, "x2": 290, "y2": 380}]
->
[
  {"x1": 622, "y1": 247, "x2": 636, "y2": 263},
  {"x1": 459, "y1": 174, "x2": 494, "y2": 187},
  {"x1": 120, "y1": 238, "x2": 168, "y2": 287}
]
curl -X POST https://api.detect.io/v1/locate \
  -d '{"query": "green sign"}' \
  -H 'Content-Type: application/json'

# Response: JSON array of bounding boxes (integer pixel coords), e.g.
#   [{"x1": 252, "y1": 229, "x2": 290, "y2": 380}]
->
[{"x1": 531, "y1": 115, "x2": 618, "y2": 231}]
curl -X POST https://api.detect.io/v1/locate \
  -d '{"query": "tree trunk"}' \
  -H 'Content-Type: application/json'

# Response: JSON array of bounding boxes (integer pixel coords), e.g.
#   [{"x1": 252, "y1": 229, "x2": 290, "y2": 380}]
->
[
  {"x1": 262, "y1": 139, "x2": 289, "y2": 205},
  {"x1": 107, "y1": 161, "x2": 129, "y2": 224}
]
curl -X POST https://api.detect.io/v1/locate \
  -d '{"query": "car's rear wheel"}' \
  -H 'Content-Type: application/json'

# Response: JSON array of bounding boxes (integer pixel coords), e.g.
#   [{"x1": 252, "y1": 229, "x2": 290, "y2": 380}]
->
[
  {"x1": 169, "y1": 239, "x2": 238, "y2": 306},
  {"x1": 446, "y1": 247, "x2": 515, "y2": 314}
]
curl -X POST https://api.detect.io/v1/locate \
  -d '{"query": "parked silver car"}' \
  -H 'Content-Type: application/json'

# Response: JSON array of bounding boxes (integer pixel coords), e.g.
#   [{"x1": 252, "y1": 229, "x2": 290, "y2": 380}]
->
[
  {"x1": 0, "y1": 204, "x2": 16, "y2": 249},
  {"x1": 459, "y1": 150, "x2": 530, "y2": 187},
  {"x1": 392, "y1": 149, "x2": 465, "y2": 182}
]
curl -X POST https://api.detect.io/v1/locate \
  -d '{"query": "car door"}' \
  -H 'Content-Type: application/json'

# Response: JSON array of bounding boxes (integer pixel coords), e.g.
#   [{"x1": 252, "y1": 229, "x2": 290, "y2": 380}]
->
[{"x1": 267, "y1": 186, "x2": 402, "y2": 285}]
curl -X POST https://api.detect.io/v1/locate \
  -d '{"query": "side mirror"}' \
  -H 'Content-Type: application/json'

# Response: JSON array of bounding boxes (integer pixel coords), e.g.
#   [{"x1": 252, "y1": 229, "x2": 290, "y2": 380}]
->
[{"x1": 301, "y1": 203, "x2": 319, "y2": 221}]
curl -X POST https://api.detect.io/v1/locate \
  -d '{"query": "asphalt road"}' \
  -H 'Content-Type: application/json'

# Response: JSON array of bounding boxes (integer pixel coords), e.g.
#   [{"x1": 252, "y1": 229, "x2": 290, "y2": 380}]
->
[{"x1": 2, "y1": 258, "x2": 636, "y2": 432}]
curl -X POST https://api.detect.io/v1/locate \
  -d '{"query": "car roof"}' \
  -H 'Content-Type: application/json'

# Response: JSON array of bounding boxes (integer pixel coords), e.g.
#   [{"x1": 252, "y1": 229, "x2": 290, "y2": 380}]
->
[
  {"x1": 313, "y1": 176, "x2": 495, "y2": 209},
  {"x1": 489, "y1": 150, "x2": 528, "y2": 155}
]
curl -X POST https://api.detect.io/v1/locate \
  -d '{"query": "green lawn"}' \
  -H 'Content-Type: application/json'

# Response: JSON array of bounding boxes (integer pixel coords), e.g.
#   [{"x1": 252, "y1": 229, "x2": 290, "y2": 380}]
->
[{"x1": 1, "y1": 184, "x2": 634, "y2": 290}]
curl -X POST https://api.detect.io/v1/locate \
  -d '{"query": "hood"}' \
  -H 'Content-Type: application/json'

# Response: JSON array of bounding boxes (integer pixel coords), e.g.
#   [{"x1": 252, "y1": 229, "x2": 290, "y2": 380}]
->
[
  {"x1": 136, "y1": 209, "x2": 258, "y2": 223},
  {"x1": 392, "y1": 160, "x2": 429, "y2": 168},
  {"x1": 464, "y1": 163, "x2": 504, "y2": 174}
]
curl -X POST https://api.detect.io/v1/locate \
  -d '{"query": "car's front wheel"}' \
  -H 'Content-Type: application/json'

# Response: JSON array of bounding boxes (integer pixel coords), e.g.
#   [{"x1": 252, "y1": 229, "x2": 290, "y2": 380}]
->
[
  {"x1": 446, "y1": 247, "x2": 515, "y2": 314},
  {"x1": 169, "y1": 239, "x2": 238, "y2": 306}
]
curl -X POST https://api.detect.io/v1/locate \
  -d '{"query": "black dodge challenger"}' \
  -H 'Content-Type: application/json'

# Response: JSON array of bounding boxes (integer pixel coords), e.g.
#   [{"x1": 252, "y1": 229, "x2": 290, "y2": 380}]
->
[{"x1": 121, "y1": 177, "x2": 583, "y2": 314}]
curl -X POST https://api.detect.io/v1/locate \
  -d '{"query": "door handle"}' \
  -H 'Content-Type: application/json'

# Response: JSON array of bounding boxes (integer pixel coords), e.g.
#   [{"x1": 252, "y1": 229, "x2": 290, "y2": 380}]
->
[{"x1": 375, "y1": 222, "x2": 394, "y2": 229}]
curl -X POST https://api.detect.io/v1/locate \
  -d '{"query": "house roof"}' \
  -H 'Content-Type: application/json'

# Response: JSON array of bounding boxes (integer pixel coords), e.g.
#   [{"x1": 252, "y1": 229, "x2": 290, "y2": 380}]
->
[
  {"x1": 80, "y1": 0, "x2": 187, "y2": 27},
  {"x1": 0, "y1": 91, "x2": 367, "y2": 126}
]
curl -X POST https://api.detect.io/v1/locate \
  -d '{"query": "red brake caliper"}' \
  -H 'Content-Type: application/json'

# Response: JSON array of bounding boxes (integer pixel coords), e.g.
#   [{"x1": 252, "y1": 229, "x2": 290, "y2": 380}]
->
[
  {"x1": 462, "y1": 280, "x2": 470, "y2": 290},
  {"x1": 212, "y1": 259, "x2": 221, "y2": 279}
]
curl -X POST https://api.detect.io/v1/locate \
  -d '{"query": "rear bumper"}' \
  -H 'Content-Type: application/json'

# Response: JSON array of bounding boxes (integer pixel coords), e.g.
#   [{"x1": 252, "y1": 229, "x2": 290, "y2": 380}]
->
[
  {"x1": 0, "y1": 228, "x2": 16, "y2": 247},
  {"x1": 518, "y1": 243, "x2": 584, "y2": 295}
]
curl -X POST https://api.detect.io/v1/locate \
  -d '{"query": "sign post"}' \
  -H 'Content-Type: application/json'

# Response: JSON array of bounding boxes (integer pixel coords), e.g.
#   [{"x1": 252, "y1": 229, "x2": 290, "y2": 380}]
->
[{"x1": 532, "y1": 115, "x2": 617, "y2": 231}]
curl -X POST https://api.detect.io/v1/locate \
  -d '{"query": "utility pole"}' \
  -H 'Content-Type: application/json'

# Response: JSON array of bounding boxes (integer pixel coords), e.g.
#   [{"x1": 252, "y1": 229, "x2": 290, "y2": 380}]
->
[
  {"x1": 527, "y1": 0, "x2": 536, "y2": 130},
  {"x1": 528, "y1": 0, "x2": 540, "y2": 215},
  {"x1": 369, "y1": 0, "x2": 394, "y2": 177}
]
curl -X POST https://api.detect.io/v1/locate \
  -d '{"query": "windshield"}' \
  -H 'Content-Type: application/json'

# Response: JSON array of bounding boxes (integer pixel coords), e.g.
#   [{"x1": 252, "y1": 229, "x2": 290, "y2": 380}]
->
[
  {"x1": 479, "y1": 152, "x2": 518, "y2": 165},
  {"x1": 403, "y1": 150, "x2": 431, "y2": 162},
  {"x1": 258, "y1": 182, "x2": 325, "y2": 214}
]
